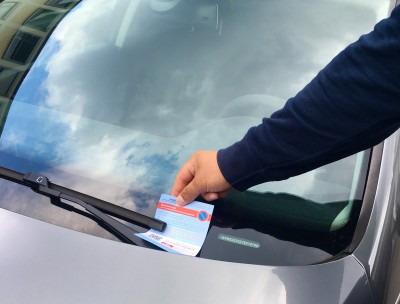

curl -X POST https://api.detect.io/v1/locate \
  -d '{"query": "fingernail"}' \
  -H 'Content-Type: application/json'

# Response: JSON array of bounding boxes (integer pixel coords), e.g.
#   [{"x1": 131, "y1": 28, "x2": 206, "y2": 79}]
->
[{"x1": 176, "y1": 195, "x2": 184, "y2": 205}]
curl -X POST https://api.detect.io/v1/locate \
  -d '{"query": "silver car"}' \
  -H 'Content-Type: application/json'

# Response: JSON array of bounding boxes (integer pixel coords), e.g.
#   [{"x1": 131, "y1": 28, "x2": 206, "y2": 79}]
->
[{"x1": 0, "y1": 0, "x2": 399, "y2": 303}]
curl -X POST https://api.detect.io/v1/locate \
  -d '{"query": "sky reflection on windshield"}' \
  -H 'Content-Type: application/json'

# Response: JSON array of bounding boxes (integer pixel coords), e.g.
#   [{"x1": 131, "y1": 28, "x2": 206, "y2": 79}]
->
[{"x1": 0, "y1": 0, "x2": 388, "y2": 211}]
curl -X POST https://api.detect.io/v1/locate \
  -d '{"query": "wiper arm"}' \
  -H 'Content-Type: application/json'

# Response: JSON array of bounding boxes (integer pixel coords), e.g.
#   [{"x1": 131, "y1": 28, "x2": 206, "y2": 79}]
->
[
  {"x1": 21, "y1": 172, "x2": 162, "y2": 248},
  {"x1": 0, "y1": 166, "x2": 166, "y2": 232}
]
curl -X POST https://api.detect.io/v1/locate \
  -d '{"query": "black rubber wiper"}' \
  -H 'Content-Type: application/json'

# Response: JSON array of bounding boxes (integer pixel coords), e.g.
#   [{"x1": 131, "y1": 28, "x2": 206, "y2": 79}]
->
[{"x1": 0, "y1": 167, "x2": 166, "y2": 247}]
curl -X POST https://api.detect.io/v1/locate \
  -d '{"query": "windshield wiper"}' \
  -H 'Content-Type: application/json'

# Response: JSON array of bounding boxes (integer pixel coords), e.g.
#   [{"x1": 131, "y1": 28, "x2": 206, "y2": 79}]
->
[{"x1": 0, "y1": 167, "x2": 166, "y2": 248}]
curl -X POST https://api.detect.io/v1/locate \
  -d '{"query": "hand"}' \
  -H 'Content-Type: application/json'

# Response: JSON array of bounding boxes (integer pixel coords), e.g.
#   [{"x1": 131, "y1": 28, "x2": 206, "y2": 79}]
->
[{"x1": 171, "y1": 150, "x2": 232, "y2": 206}]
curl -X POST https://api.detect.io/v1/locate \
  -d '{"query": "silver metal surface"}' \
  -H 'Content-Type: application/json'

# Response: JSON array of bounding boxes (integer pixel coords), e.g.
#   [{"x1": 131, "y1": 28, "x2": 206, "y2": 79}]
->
[
  {"x1": 0, "y1": 208, "x2": 372, "y2": 304},
  {"x1": 353, "y1": 131, "x2": 400, "y2": 303}
]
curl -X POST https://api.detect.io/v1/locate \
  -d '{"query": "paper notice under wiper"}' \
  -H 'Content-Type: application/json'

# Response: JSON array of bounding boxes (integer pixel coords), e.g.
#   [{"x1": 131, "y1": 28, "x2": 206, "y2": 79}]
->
[{"x1": 136, "y1": 194, "x2": 213, "y2": 256}]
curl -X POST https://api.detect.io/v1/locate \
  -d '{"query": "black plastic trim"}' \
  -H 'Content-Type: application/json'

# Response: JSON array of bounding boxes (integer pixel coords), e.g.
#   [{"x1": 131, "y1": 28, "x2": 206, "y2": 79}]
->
[
  {"x1": 0, "y1": 166, "x2": 166, "y2": 231},
  {"x1": 346, "y1": 142, "x2": 384, "y2": 253}
]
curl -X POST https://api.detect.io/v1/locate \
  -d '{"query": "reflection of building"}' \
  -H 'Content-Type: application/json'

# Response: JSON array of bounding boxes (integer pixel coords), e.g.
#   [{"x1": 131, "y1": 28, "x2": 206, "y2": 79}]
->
[{"x1": 0, "y1": 0, "x2": 80, "y2": 136}]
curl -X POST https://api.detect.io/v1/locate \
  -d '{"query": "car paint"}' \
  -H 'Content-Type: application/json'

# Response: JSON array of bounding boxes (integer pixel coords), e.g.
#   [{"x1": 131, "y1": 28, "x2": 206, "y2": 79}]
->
[
  {"x1": 353, "y1": 130, "x2": 400, "y2": 303},
  {"x1": 0, "y1": 207, "x2": 373, "y2": 304}
]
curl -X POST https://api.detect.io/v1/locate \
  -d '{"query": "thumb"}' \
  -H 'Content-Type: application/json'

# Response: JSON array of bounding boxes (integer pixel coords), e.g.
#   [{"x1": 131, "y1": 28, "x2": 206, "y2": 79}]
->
[{"x1": 176, "y1": 180, "x2": 200, "y2": 206}]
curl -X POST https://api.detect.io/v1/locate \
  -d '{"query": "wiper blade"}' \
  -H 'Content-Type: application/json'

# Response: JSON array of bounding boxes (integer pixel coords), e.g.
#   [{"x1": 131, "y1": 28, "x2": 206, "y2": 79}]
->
[
  {"x1": 0, "y1": 166, "x2": 166, "y2": 233},
  {"x1": 22, "y1": 172, "x2": 164, "y2": 248}
]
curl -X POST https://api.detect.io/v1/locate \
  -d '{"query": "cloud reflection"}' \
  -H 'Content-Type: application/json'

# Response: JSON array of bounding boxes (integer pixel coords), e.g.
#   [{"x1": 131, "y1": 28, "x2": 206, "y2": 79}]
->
[{"x1": 0, "y1": 0, "x2": 388, "y2": 211}]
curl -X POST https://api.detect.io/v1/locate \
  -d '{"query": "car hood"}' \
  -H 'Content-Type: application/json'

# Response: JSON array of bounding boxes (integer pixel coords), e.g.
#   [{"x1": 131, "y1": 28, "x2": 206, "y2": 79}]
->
[{"x1": 0, "y1": 208, "x2": 373, "y2": 304}]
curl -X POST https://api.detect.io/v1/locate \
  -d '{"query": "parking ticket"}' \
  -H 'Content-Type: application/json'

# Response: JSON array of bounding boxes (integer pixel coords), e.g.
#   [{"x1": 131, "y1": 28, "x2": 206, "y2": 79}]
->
[{"x1": 136, "y1": 194, "x2": 214, "y2": 256}]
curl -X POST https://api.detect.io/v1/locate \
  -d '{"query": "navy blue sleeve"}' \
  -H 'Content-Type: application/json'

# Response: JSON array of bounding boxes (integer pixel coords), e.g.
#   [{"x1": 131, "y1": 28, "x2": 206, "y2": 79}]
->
[{"x1": 217, "y1": 6, "x2": 400, "y2": 191}]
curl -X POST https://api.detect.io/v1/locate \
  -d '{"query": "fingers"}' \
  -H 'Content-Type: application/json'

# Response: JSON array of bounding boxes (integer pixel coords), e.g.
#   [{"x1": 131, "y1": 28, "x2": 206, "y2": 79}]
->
[
  {"x1": 217, "y1": 190, "x2": 230, "y2": 199},
  {"x1": 202, "y1": 192, "x2": 219, "y2": 201},
  {"x1": 176, "y1": 178, "x2": 201, "y2": 206},
  {"x1": 202, "y1": 189, "x2": 229, "y2": 202},
  {"x1": 171, "y1": 160, "x2": 195, "y2": 197},
  {"x1": 172, "y1": 150, "x2": 232, "y2": 206}
]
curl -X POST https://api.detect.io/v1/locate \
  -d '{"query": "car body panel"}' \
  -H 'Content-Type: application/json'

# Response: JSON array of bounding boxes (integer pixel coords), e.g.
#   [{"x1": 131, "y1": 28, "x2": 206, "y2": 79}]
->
[
  {"x1": 0, "y1": 207, "x2": 373, "y2": 304},
  {"x1": 353, "y1": 131, "x2": 400, "y2": 303}
]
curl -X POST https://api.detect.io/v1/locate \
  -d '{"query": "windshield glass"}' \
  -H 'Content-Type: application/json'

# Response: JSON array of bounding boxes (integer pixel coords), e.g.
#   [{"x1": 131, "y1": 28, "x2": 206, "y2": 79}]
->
[{"x1": 0, "y1": 0, "x2": 390, "y2": 265}]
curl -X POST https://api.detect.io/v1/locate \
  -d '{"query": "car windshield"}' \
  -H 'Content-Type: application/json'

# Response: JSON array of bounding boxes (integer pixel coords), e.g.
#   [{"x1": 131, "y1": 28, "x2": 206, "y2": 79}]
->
[{"x1": 0, "y1": 0, "x2": 390, "y2": 265}]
